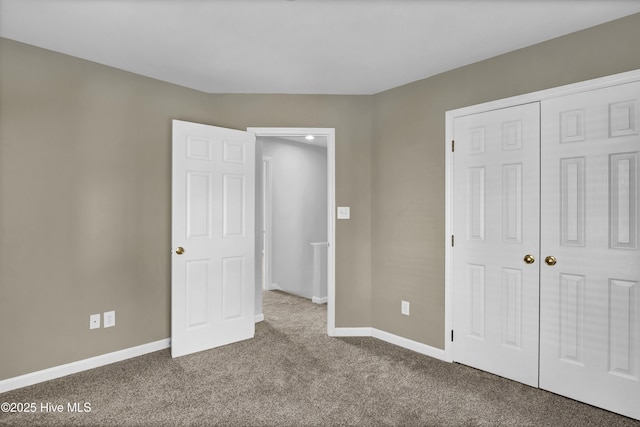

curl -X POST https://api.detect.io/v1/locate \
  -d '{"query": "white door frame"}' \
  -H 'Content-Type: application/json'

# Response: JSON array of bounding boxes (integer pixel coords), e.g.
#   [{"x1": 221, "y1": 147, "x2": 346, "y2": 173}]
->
[
  {"x1": 444, "y1": 68, "x2": 640, "y2": 362},
  {"x1": 262, "y1": 156, "x2": 273, "y2": 291},
  {"x1": 248, "y1": 127, "x2": 336, "y2": 336}
]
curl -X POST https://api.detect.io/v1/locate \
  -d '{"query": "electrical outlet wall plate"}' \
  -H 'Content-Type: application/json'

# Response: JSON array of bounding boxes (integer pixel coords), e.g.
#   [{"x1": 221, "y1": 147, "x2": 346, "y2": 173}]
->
[
  {"x1": 401, "y1": 301, "x2": 410, "y2": 316},
  {"x1": 104, "y1": 311, "x2": 116, "y2": 328}
]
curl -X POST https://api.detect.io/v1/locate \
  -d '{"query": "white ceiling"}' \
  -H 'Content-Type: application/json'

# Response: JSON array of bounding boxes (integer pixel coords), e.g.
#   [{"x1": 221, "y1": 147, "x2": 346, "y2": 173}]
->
[{"x1": 1, "y1": 1, "x2": 640, "y2": 95}]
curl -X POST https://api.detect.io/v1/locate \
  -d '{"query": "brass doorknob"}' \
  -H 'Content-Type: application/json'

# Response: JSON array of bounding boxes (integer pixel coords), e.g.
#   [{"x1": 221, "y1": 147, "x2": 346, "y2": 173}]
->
[
  {"x1": 523, "y1": 254, "x2": 535, "y2": 264},
  {"x1": 545, "y1": 256, "x2": 557, "y2": 266},
  {"x1": 176, "y1": 247, "x2": 185, "y2": 255}
]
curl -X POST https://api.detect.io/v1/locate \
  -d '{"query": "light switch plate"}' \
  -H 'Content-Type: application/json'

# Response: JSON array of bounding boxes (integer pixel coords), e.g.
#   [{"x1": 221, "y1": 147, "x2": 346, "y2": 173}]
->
[{"x1": 337, "y1": 206, "x2": 350, "y2": 219}]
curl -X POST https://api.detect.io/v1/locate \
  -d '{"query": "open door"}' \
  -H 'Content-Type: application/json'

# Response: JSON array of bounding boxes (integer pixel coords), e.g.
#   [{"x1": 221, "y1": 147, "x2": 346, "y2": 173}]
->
[{"x1": 171, "y1": 120, "x2": 256, "y2": 358}]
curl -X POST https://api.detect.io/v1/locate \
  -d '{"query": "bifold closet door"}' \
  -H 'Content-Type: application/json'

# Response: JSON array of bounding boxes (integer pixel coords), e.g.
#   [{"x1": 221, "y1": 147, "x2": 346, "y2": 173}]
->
[
  {"x1": 452, "y1": 102, "x2": 541, "y2": 387},
  {"x1": 540, "y1": 81, "x2": 640, "y2": 420}
]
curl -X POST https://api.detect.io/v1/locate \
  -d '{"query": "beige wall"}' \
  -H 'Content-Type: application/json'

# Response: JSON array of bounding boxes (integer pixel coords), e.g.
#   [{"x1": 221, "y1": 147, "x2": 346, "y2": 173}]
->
[
  {"x1": 0, "y1": 38, "x2": 372, "y2": 380},
  {"x1": 371, "y1": 13, "x2": 640, "y2": 348},
  {"x1": 2, "y1": 12, "x2": 640, "y2": 382}
]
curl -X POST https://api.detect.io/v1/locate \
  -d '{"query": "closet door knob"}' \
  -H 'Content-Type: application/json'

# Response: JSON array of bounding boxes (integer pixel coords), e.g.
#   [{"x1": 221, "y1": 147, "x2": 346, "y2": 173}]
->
[
  {"x1": 176, "y1": 247, "x2": 185, "y2": 255},
  {"x1": 545, "y1": 256, "x2": 557, "y2": 266},
  {"x1": 523, "y1": 254, "x2": 535, "y2": 264}
]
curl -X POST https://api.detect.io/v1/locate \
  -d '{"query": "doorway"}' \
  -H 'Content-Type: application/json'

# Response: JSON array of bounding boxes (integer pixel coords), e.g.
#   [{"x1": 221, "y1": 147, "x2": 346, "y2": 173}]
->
[{"x1": 248, "y1": 127, "x2": 336, "y2": 336}]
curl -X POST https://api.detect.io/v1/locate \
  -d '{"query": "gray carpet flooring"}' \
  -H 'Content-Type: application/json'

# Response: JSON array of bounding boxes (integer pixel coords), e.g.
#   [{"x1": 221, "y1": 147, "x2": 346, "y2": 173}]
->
[{"x1": 1, "y1": 290, "x2": 638, "y2": 426}]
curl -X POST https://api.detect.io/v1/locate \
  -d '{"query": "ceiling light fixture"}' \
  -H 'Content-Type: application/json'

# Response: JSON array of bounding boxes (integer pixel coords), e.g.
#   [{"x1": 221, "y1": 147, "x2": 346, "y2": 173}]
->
[{"x1": 305, "y1": 135, "x2": 315, "y2": 140}]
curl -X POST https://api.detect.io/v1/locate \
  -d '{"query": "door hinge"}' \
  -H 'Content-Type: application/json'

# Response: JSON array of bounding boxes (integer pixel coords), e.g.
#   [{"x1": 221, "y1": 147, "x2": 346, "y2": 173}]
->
[
  {"x1": 451, "y1": 140, "x2": 455, "y2": 152},
  {"x1": 451, "y1": 235, "x2": 455, "y2": 247},
  {"x1": 451, "y1": 330, "x2": 454, "y2": 342}
]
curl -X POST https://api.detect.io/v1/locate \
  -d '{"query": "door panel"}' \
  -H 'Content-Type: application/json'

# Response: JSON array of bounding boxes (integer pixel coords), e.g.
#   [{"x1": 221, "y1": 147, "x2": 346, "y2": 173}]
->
[
  {"x1": 452, "y1": 103, "x2": 541, "y2": 387},
  {"x1": 172, "y1": 120, "x2": 255, "y2": 358},
  {"x1": 540, "y1": 81, "x2": 640, "y2": 420}
]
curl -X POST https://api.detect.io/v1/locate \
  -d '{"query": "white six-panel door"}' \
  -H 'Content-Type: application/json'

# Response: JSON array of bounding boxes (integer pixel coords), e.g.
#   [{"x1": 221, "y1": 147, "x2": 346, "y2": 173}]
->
[
  {"x1": 172, "y1": 120, "x2": 255, "y2": 358},
  {"x1": 452, "y1": 103, "x2": 541, "y2": 387},
  {"x1": 539, "y1": 81, "x2": 640, "y2": 419}
]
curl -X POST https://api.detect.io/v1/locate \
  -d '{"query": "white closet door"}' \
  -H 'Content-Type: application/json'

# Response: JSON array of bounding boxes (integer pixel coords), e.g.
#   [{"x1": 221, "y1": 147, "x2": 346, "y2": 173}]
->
[
  {"x1": 452, "y1": 103, "x2": 541, "y2": 387},
  {"x1": 540, "y1": 81, "x2": 640, "y2": 420}
]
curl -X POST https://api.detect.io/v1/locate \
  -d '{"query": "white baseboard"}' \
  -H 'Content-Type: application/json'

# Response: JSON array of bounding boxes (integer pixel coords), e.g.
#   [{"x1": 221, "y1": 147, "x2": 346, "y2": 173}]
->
[
  {"x1": 312, "y1": 296, "x2": 328, "y2": 304},
  {"x1": 332, "y1": 327, "x2": 447, "y2": 362},
  {"x1": 0, "y1": 338, "x2": 171, "y2": 394},
  {"x1": 333, "y1": 327, "x2": 373, "y2": 337},
  {"x1": 270, "y1": 283, "x2": 283, "y2": 291},
  {"x1": 254, "y1": 313, "x2": 264, "y2": 323},
  {"x1": 371, "y1": 328, "x2": 447, "y2": 361}
]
